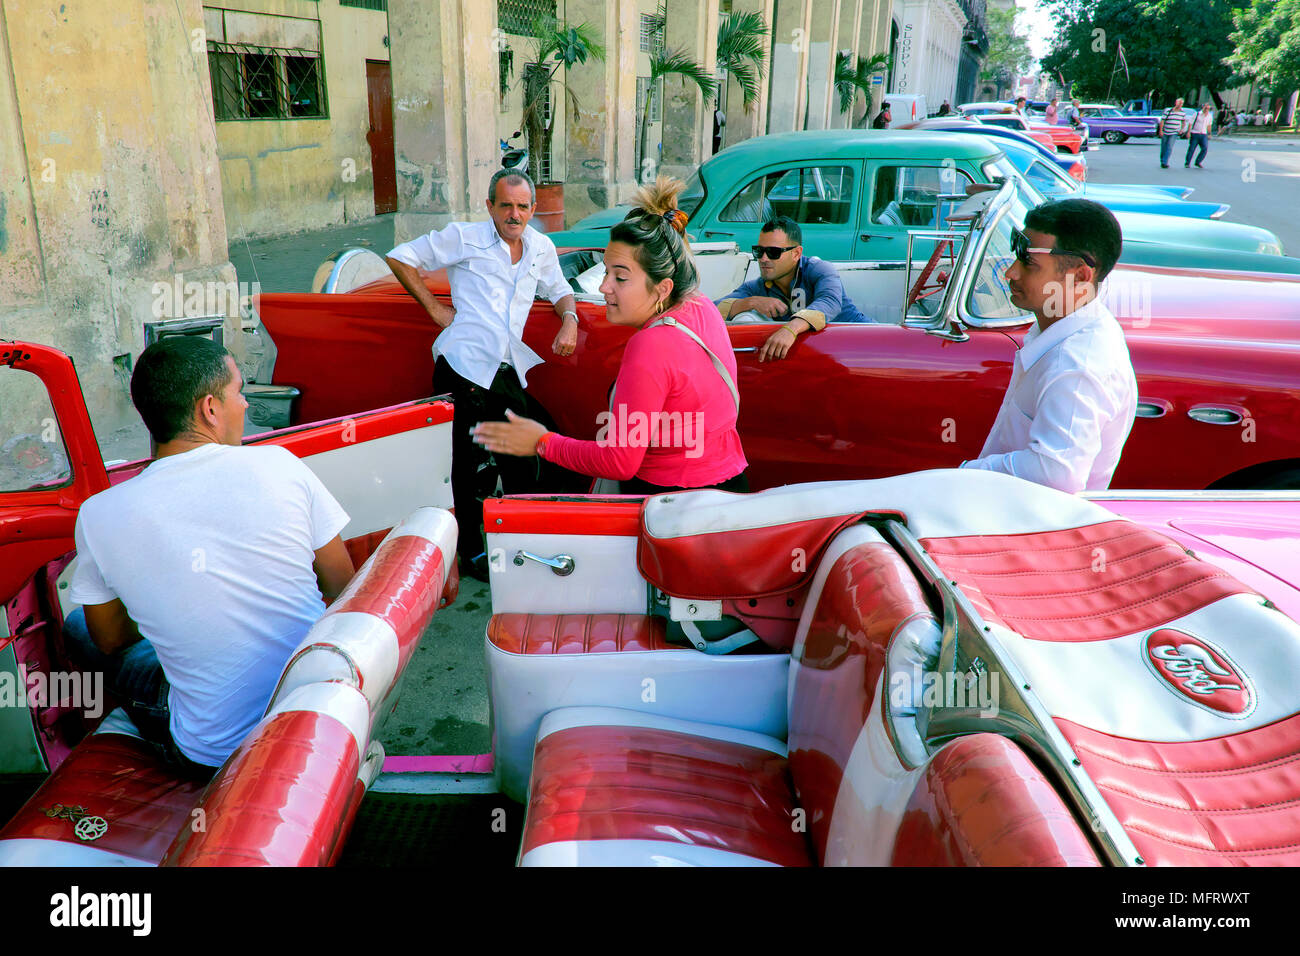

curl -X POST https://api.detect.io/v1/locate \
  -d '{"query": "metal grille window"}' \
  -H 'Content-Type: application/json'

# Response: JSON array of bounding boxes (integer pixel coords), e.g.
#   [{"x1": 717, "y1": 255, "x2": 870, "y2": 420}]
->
[
  {"x1": 498, "y1": 0, "x2": 557, "y2": 36},
  {"x1": 207, "y1": 41, "x2": 327, "y2": 120},
  {"x1": 636, "y1": 76, "x2": 662, "y2": 123},
  {"x1": 640, "y1": 13, "x2": 665, "y2": 54},
  {"x1": 339, "y1": 0, "x2": 387, "y2": 9}
]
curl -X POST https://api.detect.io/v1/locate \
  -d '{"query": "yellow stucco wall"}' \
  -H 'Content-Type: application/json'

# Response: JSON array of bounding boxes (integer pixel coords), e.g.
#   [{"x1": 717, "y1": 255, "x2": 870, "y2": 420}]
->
[
  {"x1": 211, "y1": 0, "x2": 390, "y2": 239},
  {"x1": 0, "y1": 0, "x2": 235, "y2": 443}
]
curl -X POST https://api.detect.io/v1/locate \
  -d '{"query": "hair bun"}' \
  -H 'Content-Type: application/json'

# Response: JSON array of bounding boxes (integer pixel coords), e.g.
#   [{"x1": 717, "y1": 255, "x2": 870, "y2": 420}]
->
[{"x1": 629, "y1": 174, "x2": 690, "y2": 233}]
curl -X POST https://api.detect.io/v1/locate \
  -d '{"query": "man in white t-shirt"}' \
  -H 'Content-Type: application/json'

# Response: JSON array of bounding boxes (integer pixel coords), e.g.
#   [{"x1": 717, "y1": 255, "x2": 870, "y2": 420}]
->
[
  {"x1": 961, "y1": 199, "x2": 1137, "y2": 493},
  {"x1": 67, "y1": 336, "x2": 355, "y2": 773}
]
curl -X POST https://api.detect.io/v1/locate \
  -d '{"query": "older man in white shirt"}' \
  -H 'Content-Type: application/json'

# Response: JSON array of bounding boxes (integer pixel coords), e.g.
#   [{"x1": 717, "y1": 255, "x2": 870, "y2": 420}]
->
[
  {"x1": 386, "y1": 169, "x2": 581, "y2": 579},
  {"x1": 961, "y1": 199, "x2": 1136, "y2": 493}
]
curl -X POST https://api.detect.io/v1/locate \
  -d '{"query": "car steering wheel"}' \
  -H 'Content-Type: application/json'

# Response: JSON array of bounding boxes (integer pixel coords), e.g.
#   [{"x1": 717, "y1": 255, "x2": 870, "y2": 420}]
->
[{"x1": 906, "y1": 239, "x2": 954, "y2": 308}]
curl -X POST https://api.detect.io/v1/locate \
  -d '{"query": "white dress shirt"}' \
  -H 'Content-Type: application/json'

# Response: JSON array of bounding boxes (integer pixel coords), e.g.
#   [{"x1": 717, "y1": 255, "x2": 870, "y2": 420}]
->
[
  {"x1": 961, "y1": 296, "x2": 1137, "y2": 492},
  {"x1": 388, "y1": 219, "x2": 571, "y2": 388}
]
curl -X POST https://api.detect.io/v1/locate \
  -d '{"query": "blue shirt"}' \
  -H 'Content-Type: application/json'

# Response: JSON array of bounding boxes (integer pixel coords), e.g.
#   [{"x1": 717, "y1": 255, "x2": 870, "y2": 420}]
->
[{"x1": 716, "y1": 256, "x2": 868, "y2": 326}]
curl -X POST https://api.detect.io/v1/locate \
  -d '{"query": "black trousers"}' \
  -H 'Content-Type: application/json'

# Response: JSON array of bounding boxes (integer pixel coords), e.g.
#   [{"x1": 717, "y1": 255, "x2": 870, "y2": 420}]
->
[
  {"x1": 435, "y1": 357, "x2": 585, "y2": 561},
  {"x1": 620, "y1": 471, "x2": 750, "y2": 496}
]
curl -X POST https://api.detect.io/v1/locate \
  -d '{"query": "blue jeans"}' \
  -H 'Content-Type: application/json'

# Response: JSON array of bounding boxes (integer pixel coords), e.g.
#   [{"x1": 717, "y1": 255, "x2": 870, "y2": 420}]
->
[
  {"x1": 63, "y1": 608, "x2": 215, "y2": 778},
  {"x1": 1159, "y1": 134, "x2": 1181, "y2": 166},
  {"x1": 1185, "y1": 132, "x2": 1208, "y2": 166}
]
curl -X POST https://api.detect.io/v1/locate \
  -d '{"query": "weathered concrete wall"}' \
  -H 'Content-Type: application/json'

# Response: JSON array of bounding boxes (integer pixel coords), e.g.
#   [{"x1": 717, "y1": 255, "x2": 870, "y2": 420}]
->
[
  {"x1": 0, "y1": 0, "x2": 237, "y2": 447},
  {"x1": 719, "y1": 0, "x2": 774, "y2": 151},
  {"x1": 212, "y1": 0, "x2": 390, "y2": 240},
  {"x1": 660, "y1": 0, "x2": 719, "y2": 180},
  {"x1": 563, "y1": 0, "x2": 639, "y2": 224}
]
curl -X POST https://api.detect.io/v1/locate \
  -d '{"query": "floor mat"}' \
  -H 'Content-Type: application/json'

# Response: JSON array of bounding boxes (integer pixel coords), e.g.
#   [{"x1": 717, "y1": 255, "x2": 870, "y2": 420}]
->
[{"x1": 338, "y1": 792, "x2": 525, "y2": 867}]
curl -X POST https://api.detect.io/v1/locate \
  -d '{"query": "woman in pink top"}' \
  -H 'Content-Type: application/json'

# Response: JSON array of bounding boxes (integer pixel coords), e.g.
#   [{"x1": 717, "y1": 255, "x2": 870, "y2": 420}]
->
[{"x1": 473, "y1": 177, "x2": 748, "y2": 495}]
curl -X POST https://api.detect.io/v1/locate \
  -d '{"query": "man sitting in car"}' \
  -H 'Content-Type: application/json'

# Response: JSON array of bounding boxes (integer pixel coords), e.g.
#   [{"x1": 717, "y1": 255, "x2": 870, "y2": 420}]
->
[
  {"x1": 66, "y1": 336, "x2": 355, "y2": 776},
  {"x1": 715, "y1": 215, "x2": 867, "y2": 362},
  {"x1": 960, "y1": 198, "x2": 1137, "y2": 493}
]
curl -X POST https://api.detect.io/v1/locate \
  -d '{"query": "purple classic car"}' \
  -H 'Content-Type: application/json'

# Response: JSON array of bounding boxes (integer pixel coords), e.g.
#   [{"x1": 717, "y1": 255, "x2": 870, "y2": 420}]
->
[{"x1": 1076, "y1": 104, "x2": 1160, "y2": 144}]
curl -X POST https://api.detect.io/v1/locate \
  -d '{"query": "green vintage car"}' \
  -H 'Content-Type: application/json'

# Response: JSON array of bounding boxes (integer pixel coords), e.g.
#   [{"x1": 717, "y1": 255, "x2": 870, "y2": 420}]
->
[{"x1": 551, "y1": 130, "x2": 1298, "y2": 274}]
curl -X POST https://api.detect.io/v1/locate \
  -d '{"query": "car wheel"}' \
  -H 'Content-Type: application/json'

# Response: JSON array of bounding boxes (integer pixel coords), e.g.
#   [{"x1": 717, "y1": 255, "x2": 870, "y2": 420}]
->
[{"x1": 1103, "y1": 130, "x2": 1125, "y2": 144}]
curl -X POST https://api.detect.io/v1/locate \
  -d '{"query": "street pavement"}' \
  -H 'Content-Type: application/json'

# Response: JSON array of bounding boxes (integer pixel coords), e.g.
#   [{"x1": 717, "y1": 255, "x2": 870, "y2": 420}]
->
[{"x1": 1079, "y1": 133, "x2": 1300, "y2": 253}]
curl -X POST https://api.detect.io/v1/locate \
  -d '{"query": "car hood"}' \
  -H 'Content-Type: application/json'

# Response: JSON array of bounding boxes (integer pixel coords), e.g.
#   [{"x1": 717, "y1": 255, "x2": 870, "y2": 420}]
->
[
  {"x1": 1081, "y1": 182, "x2": 1194, "y2": 201},
  {"x1": 1081, "y1": 186, "x2": 1225, "y2": 219},
  {"x1": 566, "y1": 206, "x2": 633, "y2": 231},
  {"x1": 1114, "y1": 210, "x2": 1283, "y2": 255}
]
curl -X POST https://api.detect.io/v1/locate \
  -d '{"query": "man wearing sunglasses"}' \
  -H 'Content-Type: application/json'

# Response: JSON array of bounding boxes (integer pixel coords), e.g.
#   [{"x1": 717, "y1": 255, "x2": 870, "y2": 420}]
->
[
  {"x1": 960, "y1": 198, "x2": 1137, "y2": 493},
  {"x1": 715, "y1": 216, "x2": 867, "y2": 362}
]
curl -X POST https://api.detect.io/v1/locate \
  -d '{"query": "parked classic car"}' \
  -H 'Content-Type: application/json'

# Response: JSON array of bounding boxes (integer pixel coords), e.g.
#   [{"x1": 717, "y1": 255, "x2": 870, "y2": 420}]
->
[
  {"x1": 905, "y1": 118, "x2": 1089, "y2": 180},
  {"x1": 255, "y1": 179, "x2": 1300, "y2": 495},
  {"x1": 975, "y1": 112, "x2": 1085, "y2": 153},
  {"x1": 547, "y1": 131, "x2": 1295, "y2": 274},
  {"x1": 3, "y1": 341, "x2": 1300, "y2": 868},
  {"x1": 975, "y1": 134, "x2": 1230, "y2": 219},
  {"x1": 1074, "y1": 103, "x2": 1160, "y2": 143}
]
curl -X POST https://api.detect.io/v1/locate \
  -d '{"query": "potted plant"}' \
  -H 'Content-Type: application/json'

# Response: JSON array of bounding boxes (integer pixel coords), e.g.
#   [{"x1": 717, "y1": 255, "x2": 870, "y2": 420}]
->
[{"x1": 515, "y1": 18, "x2": 604, "y2": 230}]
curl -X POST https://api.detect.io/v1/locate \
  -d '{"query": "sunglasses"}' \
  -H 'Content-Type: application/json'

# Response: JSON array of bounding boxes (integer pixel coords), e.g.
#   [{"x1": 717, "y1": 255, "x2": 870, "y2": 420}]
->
[
  {"x1": 1010, "y1": 227, "x2": 1096, "y2": 269},
  {"x1": 752, "y1": 244, "x2": 797, "y2": 260}
]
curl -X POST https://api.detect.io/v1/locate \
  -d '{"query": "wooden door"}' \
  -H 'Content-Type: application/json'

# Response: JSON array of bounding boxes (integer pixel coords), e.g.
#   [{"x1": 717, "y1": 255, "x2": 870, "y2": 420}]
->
[{"x1": 366, "y1": 60, "x2": 398, "y2": 215}]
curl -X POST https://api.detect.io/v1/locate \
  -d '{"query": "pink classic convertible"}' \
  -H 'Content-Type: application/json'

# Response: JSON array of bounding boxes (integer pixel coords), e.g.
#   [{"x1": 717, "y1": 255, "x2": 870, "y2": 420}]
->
[{"x1": 2, "y1": 340, "x2": 1299, "y2": 866}]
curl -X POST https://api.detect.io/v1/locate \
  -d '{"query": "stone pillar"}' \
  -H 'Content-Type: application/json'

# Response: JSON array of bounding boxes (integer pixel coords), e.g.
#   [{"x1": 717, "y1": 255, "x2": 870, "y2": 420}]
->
[
  {"x1": 831, "y1": 0, "x2": 863, "y2": 128},
  {"x1": 660, "y1": 0, "x2": 720, "y2": 179},
  {"x1": 388, "y1": 0, "x2": 497, "y2": 242},
  {"x1": 564, "y1": 0, "x2": 640, "y2": 223},
  {"x1": 804, "y1": 0, "x2": 840, "y2": 130},
  {"x1": 720, "y1": 0, "x2": 774, "y2": 150},
  {"x1": 767, "y1": 0, "x2": 812, "y2": 133}
]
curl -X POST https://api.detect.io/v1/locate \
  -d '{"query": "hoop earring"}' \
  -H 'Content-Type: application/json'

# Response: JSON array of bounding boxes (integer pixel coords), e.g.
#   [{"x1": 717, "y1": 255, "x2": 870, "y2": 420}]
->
[{"x1": 654, "y1": 297, "x2": 665, "y2": 315}]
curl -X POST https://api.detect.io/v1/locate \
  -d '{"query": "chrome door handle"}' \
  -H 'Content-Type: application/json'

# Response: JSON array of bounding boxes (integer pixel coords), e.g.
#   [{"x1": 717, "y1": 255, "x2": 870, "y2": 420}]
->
[
  {"x1": 734, "y1": 346, "x2": 759, "y2": 353},
  {"x1": 512, "y1": 550, "x2": 575, "y2": 576}
]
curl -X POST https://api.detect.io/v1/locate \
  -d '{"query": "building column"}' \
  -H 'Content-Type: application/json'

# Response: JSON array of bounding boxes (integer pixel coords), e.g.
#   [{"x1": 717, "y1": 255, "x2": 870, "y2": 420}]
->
[
  {"x1": 660, "y1": 0, "x2": 720, "y2": 179},
  {"x1": 767, "y1": 0, "x2": 812, "y2": 133},
  {"x1": 804, "y1": 0, "x2": 840, "y2": 130},
  {"x1": 388, "y1": 0, "x2": 497, "y2": 241},
  {"x1": 564, "y1": 0, "x2": 640, "y2": 223},
  {"x1": 830, "y1": 0, "x2": 863, "y2": 128},
  {"x1": 719, "y1": 0, "x2": 774, "y2": 150},
  {"x1": 860, "y1": 0, "x2": 889, "y2": 122}
]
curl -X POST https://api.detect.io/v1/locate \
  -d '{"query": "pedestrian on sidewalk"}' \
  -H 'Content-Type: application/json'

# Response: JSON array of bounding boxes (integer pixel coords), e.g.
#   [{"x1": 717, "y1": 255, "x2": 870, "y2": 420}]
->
[
  {"x1": 1157, "y1": 98, "x2": 1188, "y2": 168},
  {"x1": 1185, "y1": 103, "x2": 1214, "y2": 168}
]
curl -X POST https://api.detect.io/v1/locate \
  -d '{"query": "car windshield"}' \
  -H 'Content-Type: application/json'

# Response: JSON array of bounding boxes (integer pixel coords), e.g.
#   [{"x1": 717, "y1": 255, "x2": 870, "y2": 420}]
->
[
  {"x1": 966, "y1": 205, "x2": 1034, "y2": 323},
  {"x1": 679, "y1": 168, "x2": 706, "y2": 219}
]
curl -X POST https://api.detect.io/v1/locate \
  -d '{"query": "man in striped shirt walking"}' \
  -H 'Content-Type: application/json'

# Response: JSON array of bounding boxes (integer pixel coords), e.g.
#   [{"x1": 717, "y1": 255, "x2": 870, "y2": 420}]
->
[{"x1": 1158, "y1": 98, "x2": 1187, "y2": 168}]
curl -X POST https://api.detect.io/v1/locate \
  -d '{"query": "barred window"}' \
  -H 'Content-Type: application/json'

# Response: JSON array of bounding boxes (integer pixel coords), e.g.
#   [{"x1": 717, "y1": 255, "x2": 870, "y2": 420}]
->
[
  {"x1": 640, "y1": 14, "x2": 665, "y2": 54},
  {"x1": 339, "y1": 0, "x2": 386, "y2": 9},
  {"x1": 208, "y1": 41, "x2": 327, "y2": 120},
  {"x1": 498, "y1": 0, "x2": 557, "y2": 36},
  {"x1": 636, "y1": 76, "x2": 662, "y2": 123}
]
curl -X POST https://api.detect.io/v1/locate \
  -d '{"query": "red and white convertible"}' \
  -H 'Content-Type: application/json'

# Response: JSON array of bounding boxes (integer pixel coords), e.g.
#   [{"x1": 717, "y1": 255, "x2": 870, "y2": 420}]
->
[{"x1": 2, "y1": 341, "x2": 1299, "y2": 866}]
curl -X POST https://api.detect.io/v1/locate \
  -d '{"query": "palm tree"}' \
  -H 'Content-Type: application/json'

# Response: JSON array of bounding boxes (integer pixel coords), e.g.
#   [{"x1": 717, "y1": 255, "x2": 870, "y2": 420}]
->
[
  {"x1": 638, "y1": 47, "x2": 718, "y2": 180},
  {"x1": 834, "y1": 51, "x2": 891, "y2": 127},
  {"x1": 715, "y1": 9, "x2": 768, "y2": 140},
  {"x1": 519, "y1": 19, "x2": 605, "y2": 185}
]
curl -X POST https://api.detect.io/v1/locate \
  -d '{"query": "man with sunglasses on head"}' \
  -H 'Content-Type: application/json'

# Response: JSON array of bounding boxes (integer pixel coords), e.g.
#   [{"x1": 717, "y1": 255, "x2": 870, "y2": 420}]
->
[
  {"x1": 715, "y1": 215, "x2": 867, "y2": 362},
  {"x1": 960, "y1": 198, "x2": 1136, "y2": 493}
]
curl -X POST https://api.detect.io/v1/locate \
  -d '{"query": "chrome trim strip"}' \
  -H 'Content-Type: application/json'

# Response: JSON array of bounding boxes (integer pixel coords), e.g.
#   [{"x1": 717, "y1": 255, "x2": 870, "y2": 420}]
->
[
  {"x1": 1134, "y1": 402, "x2": 1168, "y2": 419},
  {"x1": 883, "y1": 519, "x2": 1146, "y2": 867},
  {"x1": 1083, "y1": 489, "x2": 1300, "y2": 501}
]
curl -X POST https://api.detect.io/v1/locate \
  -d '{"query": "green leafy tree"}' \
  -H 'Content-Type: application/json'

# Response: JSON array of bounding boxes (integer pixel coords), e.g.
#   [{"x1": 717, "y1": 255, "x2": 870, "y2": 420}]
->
[
  {"x1": 1227, "y1": 0, "x2": 1300, "y2": 108},
  {"x1": 638, "y1": 47, "x2": 718, "y2": 178},
  {"x1": 980, "y1": 6, "x2": 1035, "y2": 100},
  {"x1": 519, "y1": 19, "x2": 605, "y2": 184},
  {"x1": 1041, "y1": 0, "x2": 1247, "y2": 104},
  {"x1": 716, "y1": 9, "x2": 769, "y2": 123},
  {"x1": 834, "y1": 51, "x2": 891, "y2": 125}
]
